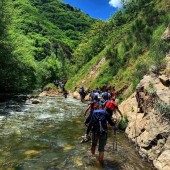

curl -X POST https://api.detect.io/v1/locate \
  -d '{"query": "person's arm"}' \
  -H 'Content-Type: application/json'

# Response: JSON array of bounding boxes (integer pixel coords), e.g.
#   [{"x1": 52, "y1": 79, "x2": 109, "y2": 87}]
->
[
  {"x1": 104, "y1": 100, "x2": 108, "y2": 107},
  {"x1": 86, "y1": 114, "x2": 94, "y2": 135},
  {"x1": 106, "y1": 112, "x2": 115, "y2": 126},
  {"x1": 86, "y1": 122, "x2": 92, "y2": 135},
  {"x1": 115, "y1": 106, "x2": 123, "y2": 118},
  {"x1": 84, "y1": 104, "x2": 91, "y2": 117}
]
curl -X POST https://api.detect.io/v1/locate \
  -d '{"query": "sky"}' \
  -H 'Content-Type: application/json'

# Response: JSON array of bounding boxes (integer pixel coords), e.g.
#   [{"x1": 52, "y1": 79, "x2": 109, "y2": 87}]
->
[{"x1": 62, "y1": 0, "x2": 122, "y2": 20}]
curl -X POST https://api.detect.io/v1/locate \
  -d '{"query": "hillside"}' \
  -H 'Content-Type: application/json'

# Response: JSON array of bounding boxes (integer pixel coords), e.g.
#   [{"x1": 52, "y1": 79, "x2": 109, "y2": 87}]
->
[
  {"x1": 66, "y1": 0, "x2": 170, "y2": 101},
  {"x1": 0, "y1": 0, "x2": 97, "y2": 92}
]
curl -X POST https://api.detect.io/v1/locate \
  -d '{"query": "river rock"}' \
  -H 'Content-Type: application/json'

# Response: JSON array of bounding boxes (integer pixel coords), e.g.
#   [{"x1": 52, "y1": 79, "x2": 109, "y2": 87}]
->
[
  {"x1": 72, "y1": 91, "x2": 81, "y2": 100},
  {"x1": 24, "y1": 150, "x2": 39, "y2": 158},
  {"x1": 31, "y1": 99, "x2": 42, "y2": 104}
]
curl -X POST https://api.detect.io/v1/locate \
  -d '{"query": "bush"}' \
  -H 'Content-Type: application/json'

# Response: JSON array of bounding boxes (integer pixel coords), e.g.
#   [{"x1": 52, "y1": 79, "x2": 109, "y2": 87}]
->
[
  {"x1": 155, "y1": 101, "x2": 170, "y2": 118},
  {"x1": 118, "y1": 114, "x2": 128, "y2": 130},
  {"x1": 43, "y1": 83, "x2": 56, "y2": 91}
]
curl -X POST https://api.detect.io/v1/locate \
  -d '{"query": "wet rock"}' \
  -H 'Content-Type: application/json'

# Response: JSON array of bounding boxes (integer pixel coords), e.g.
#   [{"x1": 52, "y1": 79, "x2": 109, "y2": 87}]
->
[
  {"x1": 30, "y1": 99, "x2": 42, "y2": 104},
  {"x1": 24, "y1": 150, "x2": 39, "y2": 158},
  {"x1": 63, "y1": 144, "x2": 73, "y2": 151},
  {"x1": 72, "y1": 91, "x2": 81, "y2": 100}
]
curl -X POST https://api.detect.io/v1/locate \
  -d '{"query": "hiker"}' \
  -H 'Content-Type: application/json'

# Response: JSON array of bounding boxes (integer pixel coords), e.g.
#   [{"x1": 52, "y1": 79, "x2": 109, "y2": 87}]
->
[
  {"x1": 89, "y1": 90, "x2": 94, "y2": 100},
  {"x1": 84, "y1": 100, "x2": 99, "y2": 126},
  {"x1": 85, "y1": 103, "x2": 115, "y2": 164},
  {"x1": 101, "y1": 89, "x2": 110, "y2": 101},
  {"x1": 53, "y1": 80, "x2": 59, "y2": 88},
  {"x1": 104, "y1": 97, "x2": 123, "y2": 118},
  {"x1": 79, "y1": 86, "x2": 86, "y2": 101},
  {"x1": 108, "y1": 89, "x2": 116, "y2": 99},
  {"x1": 59, "y1": 81, "x2": 66, "y2": 92},
  {"x1": 93, "y1": 89, "x2": 100, "y2": 101},
  {"x1": 63, "y1": 90, "x2": 68, "y2": 98}
]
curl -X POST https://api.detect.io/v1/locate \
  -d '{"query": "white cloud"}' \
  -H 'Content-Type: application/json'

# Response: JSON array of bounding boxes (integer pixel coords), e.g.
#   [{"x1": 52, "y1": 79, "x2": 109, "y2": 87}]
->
[{"x1": 109, "y1": 0, "x2": 122, "y2": 8}]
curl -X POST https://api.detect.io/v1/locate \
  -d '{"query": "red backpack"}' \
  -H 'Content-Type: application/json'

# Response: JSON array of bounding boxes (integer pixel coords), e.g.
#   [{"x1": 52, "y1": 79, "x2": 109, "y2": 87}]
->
[{"x1": 105, "y1": 100, "x2": 117, "y2": 110}]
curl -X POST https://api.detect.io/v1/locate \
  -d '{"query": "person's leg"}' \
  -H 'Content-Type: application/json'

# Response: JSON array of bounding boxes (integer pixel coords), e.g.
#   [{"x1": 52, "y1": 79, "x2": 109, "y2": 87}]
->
[
  {"x1": 91, "y1": 132, "x2": 98, "y2": 155},
  {"x1": 98, "y1": 133, "x2": 107, "y2": 164}
]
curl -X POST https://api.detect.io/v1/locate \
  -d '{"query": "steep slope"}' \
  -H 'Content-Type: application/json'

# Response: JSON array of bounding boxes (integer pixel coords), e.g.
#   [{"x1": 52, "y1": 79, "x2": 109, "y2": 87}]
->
[{"x1": 66, "y1": 0, "x2": 170, "y2": 101}]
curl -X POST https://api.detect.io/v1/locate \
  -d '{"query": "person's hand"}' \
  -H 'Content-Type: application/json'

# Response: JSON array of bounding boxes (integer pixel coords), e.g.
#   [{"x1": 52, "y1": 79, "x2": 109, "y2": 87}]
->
[{"x1": 112, "y1": 117, "x2": 117, "y2": 123}]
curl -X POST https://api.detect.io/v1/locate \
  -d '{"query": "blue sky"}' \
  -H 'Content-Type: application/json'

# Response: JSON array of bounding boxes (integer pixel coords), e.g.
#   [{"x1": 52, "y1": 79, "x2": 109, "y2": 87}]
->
[{"x1": 62, "y1": 0, "x2": 122, "y2": 20}]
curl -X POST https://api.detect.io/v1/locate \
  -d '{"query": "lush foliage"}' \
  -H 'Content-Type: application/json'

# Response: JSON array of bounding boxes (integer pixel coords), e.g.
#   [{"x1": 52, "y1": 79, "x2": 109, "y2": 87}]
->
[
  {"x1": 0, "y1": 0, "x2": 169, "y2": 98},
  {"x1": 0, "y1": 0, "x2": 97, "y2": 92},
  {"x1": 118, "y1": 114, "x2": 128, "y2": 130},
  {"x1": 66, "y1": 0, "x2": 170, "y2": 100}
]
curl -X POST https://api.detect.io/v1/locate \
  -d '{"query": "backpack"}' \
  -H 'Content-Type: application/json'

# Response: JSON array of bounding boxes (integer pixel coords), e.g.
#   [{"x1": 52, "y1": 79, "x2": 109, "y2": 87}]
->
[
  {"x1": 92, "y1": 110, "x2": 107, "y2": 135},
  {"x1": 90, "y1": 100, "x2": 99, "y2": 110},
  {"x1": 105, "y1": 100, "x2": 116, "y2": 110}
]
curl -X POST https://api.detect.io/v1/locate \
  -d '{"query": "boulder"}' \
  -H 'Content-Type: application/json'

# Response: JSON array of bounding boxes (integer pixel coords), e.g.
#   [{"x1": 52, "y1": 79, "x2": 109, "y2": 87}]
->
[{"x1": 73, "y1": 91, "x2": 81, "y2": 100}]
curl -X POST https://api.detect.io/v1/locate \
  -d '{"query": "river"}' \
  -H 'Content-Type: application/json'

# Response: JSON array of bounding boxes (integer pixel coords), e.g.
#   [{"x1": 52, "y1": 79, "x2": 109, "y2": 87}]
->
[{"x1": 0, "y1": 96, "x2": 154, "y2": 170}]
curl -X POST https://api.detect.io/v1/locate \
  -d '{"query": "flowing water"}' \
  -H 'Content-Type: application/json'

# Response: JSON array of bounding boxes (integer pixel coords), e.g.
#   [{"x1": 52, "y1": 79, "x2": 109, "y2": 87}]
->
[{"x1": 0, "y1": 96, "x2": 153, "y2": 170}]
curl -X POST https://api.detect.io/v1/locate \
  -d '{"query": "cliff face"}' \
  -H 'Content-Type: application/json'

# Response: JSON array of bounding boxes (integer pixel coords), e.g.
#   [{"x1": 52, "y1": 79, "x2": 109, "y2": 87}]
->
[{"x1": 119, "y1": 53, "x2": 170, "y2": 170}]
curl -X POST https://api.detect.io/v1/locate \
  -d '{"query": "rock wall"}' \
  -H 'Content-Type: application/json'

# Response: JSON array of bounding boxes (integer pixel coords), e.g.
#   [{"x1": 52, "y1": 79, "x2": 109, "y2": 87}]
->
[{"x1": 119, "y1": 55, "x2": 170, "y2": 170}]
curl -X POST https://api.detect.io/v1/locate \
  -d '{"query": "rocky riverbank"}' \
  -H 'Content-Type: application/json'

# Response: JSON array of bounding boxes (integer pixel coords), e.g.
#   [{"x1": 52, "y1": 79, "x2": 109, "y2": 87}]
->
[{"x1": 119, "y1": 54, "x2": 170, "y2": 170}]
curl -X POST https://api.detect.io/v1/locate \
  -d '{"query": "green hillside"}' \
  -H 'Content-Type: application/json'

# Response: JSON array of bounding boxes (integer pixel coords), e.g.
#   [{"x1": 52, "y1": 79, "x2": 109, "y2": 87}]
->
[
  {"x1": 66, "y1": 0, "x2": 170, "y2": 100},
  {"x1": 0, "y1": 0, "x2": 97, "y2": 92},
  {"x1": 0, "y1": 0, "x2": 169, "y2": 99}
]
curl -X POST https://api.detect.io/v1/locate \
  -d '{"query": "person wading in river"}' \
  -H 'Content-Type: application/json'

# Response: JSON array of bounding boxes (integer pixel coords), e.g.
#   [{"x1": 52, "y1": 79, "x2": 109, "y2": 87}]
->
[
  {"x1": 104, "y1": 97, "x2": 123, "y2": 119},
  {"x1": 79, "y1": 86, "x2": 86, "y2": 102},
  {"x1": 85, "y1": 103, "x2": 115, "y2": 164},
  {"x1": 84, "y1": 99, "x2": 100, "y2": 126}
]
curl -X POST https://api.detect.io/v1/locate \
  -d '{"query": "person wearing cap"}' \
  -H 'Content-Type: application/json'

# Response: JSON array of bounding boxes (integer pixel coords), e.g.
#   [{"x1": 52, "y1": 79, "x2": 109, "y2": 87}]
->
[{"x1": 104, "y1": 97, "x2": 123, "y2": 118}]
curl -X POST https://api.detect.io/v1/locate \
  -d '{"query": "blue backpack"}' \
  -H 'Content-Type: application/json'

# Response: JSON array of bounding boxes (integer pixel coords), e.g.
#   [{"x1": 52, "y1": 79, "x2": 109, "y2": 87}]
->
[{"x1": 92, "y1": 110, "x2": 107, "y2": 135}]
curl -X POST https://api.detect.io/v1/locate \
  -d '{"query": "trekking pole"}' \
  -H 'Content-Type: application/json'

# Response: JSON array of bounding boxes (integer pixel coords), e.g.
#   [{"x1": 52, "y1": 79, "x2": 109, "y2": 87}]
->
[
  {"x1": 113, "y1": 125, "x2": 117, "y2": 151},
  {"x1": 113, "y1": 117, "x2": 121, "y2": 151}
]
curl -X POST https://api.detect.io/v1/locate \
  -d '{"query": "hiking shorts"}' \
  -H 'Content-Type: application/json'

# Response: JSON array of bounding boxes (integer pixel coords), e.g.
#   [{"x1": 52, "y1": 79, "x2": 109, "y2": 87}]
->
[{"x1": 92, "y1": 132, "x2": 107, "y2": 152}]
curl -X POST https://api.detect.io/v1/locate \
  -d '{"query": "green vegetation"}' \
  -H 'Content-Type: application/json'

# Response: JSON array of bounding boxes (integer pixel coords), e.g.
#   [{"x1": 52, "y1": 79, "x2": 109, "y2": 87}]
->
[
  {"x1": 43, "y1": 83, "x2": 57, "y2": 91},
  {"x1": 0, "y1": 0, "x2": 97, "y2": 93},
  {"x1": 66, "y1": 0, "x2": 170, "y2": 100},
  {"x1": 147, "y1": 82, "x2": 170, "y2": 118},
  {"x1": 118, "y1": 114, "x2": 128, "y2": 130},
  {"x1": 0, "y1": 0, "x2": 169, "y2": 101}
]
